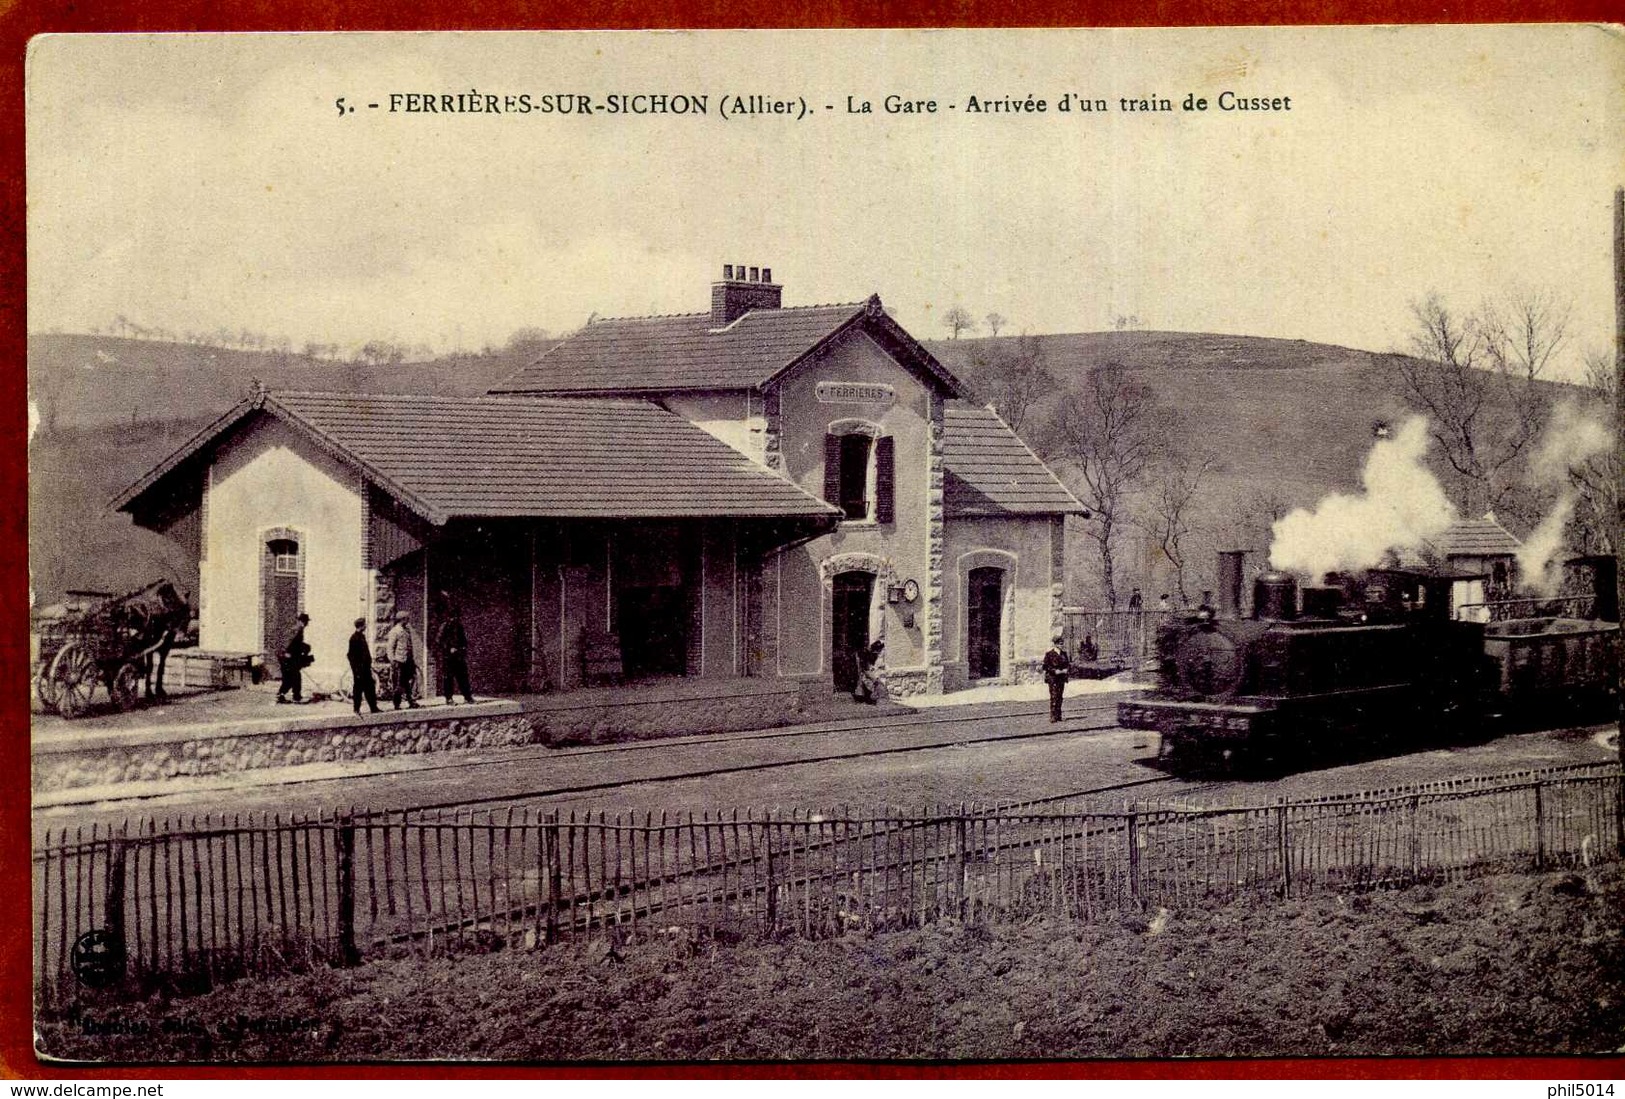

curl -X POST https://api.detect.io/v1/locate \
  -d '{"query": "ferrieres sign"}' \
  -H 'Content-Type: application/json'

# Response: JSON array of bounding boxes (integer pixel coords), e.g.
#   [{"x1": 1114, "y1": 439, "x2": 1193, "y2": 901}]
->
[{"x1": 815, "y1": 382, "x2": 895, "y2": 405}]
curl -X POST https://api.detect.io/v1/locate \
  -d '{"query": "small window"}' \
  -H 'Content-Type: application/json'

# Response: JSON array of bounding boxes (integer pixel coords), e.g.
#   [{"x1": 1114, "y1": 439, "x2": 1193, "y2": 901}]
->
[
  {"x1": 838, "y1": 434, "x2": 872, "y2": 520},
  {"x1": 268, "y1": 539, "x2": 299, "y2": 575}
]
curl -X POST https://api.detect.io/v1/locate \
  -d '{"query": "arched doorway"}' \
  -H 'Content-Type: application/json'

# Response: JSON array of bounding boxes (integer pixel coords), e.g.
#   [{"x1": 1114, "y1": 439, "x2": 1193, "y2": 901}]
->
[
  {"x1": 967, "y1": 565, "x2": 1005, "y2": 680},
  {"x1": 831, "y1": 570, "x2": 875, "y2": 693}
]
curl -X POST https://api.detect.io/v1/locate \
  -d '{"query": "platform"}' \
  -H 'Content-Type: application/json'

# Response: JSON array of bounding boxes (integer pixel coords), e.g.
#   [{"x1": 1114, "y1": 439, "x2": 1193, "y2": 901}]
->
[{"x1": 30, "y1": 676, "x2": 841, "y2": 794}]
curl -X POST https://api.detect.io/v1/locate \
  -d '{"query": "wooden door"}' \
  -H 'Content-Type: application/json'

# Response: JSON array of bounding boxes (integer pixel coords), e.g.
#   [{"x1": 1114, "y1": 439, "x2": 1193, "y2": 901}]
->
[
  {"x1": 967, "y1": 566, "x2": 1004, "y2": 680},
  {"x1": 831, "y1": 571, "x2": 873, "y2": 692}
]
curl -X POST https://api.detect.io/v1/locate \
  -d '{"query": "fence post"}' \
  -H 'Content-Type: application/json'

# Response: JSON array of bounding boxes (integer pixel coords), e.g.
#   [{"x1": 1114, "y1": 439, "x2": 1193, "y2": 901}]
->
[
  {"x1": 545, "y1": 812, "x2": 562, "y2": 944},
  {"x1": 955, "y1": 813, "x2": 968, "y2": 920},
  {"x1": 763, "y1": 819, "x2": 777, "y2": 934},
  {"x1": 1276, "y1": 804, "x2": 1290, "y2": 898},
  {"x1": 1615, "y1": 770, "x2": 1625, "y2": 859},
  {"x1": 1126, "y1": 813, "x2": 1140, "y2": 906},
  {"x1": 1533, "y1": 783, "x2": 1546, "y2": 870},
  {"x1": 335, "y1": 815, "x2": 359, "y2": 967},
  {"x1": 1408, "y1": 796, "x2": 1421, "y2": 881},
  {"x1": 104, "y1": 837, "x2": 128, "y2": 982}
]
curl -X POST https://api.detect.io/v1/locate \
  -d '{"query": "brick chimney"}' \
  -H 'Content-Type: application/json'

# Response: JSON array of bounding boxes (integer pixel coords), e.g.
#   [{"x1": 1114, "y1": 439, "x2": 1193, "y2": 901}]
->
[{"x1": 711, "y1": 263, "x2": 782, "y2": 326}]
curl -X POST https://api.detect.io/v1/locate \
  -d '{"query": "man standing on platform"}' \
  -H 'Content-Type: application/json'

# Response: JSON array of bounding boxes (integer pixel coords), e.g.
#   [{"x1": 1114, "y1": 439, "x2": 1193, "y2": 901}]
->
[
  {"x1": 386, "y1": 610, "x2": 419, "y2": 710},
  {"x1": 435, "y1": 604, "x2": 476, "y2": 706},
  {"x1": 1042, "y1": 632, "x2": 1070, "y2": 723},
  {"x1": 276, "y1": 612, "x2": 312, "y2": 704},
  {"x1": 347, "y1": 617, "x2": 381, "y2": 715}
]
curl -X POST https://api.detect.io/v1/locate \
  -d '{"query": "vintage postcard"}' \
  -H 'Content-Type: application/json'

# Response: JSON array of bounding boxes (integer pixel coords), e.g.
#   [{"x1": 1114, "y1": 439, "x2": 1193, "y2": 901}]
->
[{"x1": 25, "y1": 27, "x2": 1625, "y2": 1066}]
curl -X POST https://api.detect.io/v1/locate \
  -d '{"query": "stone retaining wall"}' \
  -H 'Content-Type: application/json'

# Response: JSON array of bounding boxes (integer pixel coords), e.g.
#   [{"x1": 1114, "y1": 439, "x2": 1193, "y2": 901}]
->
[
  {"x1": 33, "y1": 713, "x2": 540, "y2": 794},
  {"x1": 33, "y1": 681, "x2": 808, "y2": 794}
]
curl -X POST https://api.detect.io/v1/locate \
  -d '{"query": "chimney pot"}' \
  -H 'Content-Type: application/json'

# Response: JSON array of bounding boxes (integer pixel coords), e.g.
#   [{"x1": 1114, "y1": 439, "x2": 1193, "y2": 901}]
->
[{"x1": 711, "y1": 261, "x2": 782, "y2": 325}]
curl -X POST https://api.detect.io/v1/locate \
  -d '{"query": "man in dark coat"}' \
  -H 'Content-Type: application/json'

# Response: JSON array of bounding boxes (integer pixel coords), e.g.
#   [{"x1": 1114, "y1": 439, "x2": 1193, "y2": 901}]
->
[
  {"x1": 1042, "y1": 632, "x2": 1070, "y2": 723},
  {"x1": 276, "y1": 612, "x2": 312, "y2": 704},
  {"x1": 347, "y1": 617, "x2": 381, "y2": 714},
  {"x1": 435, "y1": 606, "x2": 475, "y2": 705}
]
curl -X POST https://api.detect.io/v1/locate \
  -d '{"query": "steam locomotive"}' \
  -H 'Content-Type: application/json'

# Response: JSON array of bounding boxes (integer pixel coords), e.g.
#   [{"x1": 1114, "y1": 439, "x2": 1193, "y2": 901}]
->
[{"x1": 1116, "y1": 553, "x2": 1621, "y2": 773}]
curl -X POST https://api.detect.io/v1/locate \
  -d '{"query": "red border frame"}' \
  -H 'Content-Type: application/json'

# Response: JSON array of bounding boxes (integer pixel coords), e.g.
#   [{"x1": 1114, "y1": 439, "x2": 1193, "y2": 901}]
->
[{"x1": 5, "y1": 0, "x2": 1623, "y2": 1082}]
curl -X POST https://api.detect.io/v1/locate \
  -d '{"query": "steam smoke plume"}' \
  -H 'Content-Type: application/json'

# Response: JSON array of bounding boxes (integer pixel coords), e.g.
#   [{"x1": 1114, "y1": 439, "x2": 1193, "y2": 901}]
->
[
  {"x1": 1516, "y1": 402, "x2": 1611, "y2": 595},
  {"x1": 1269, "y1": 416, "x2": 1455, "y2": 577}
]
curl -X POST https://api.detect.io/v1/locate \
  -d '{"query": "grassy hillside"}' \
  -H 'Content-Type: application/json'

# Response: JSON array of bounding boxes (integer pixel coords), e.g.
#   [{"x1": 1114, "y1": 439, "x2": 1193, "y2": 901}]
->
[
  {"x1": 27, "y1": 335, "x2": 540, "y2": 605},
  {"x1": 27, "y1": 334, "x2": 529, "y2": 431},
  {"x1": 931, "y1": 330, "x2": 1411, "y2": 503}
]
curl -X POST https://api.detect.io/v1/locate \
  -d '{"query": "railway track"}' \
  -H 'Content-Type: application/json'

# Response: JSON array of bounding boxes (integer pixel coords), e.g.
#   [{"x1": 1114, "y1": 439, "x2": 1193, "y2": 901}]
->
[
  {"x1": 41, "y1": 695, "x2": 1135, "y2": 820},
  {"x1": 375, "y1": 715, "x2": 1137, "y2": 819}
]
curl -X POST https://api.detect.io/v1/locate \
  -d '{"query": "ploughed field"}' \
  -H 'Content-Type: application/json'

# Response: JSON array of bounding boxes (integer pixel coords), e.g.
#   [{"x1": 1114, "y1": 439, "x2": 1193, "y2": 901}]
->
[{"x1": 39, "y1": 861, "x2": 1625, "y2": 1061}]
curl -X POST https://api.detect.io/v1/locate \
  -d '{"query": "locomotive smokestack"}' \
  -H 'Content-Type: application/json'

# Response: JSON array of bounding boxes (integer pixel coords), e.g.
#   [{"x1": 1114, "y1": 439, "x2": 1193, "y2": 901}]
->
[
  {"x1": 1217, "y1": 551, "x2": 1246, "y2": 619},
  {"x1": 1253, "y1": 572, "x2": 1299, "y2": 621}
]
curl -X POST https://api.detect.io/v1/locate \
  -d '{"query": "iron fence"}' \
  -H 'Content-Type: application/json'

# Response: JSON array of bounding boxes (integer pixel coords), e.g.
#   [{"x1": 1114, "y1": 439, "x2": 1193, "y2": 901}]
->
[{"x1": 34, "y1": 761, "x2": 1623, "y2": 1002}]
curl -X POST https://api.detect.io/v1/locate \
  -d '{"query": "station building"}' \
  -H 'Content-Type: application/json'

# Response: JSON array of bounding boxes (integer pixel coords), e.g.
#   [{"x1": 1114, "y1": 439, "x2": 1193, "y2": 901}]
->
[{"x1": 116, "y1": 267, "x2": 1086, "y2": 700}]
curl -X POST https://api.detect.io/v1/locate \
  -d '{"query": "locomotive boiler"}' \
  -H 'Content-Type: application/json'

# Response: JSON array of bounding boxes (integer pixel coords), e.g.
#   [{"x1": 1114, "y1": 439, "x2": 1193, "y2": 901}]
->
[{"x1": 1116, "y1": 554, "x2": 1620, "y2": 773}]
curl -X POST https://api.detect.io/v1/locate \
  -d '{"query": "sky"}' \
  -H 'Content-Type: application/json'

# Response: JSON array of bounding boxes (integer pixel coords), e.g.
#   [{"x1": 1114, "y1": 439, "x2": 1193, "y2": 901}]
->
[{"x1": 25, "y1": 28, "x2": 1625, "y2": 379}]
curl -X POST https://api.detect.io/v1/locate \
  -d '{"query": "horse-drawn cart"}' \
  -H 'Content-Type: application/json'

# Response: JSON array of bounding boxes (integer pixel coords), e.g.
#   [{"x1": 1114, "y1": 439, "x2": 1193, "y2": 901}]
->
[{"x1": 32, "y1": 580, "x2": 190, "y2": 719}]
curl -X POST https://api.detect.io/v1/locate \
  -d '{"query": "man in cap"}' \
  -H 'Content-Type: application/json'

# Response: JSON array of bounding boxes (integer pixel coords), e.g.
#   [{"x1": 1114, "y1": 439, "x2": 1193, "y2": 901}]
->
[
  {"x1": 1042, "y1": 631, "x2": 1070, "y2": 723},
  {"x1": 276, "y1": 612, "x2": 313, "y2": 704},
  {"x1": 385, "y1": 610, "x2": 419, "y2": 709},
  {"x1": 347, "y1": 617, "x2": 381, "y2": 715}
]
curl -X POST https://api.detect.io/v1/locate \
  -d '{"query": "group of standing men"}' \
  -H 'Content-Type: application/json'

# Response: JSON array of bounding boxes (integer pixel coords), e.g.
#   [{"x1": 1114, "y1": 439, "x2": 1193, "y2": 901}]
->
[{"x1": 277, "y1": 606, "x2": 478, "y2": 712}]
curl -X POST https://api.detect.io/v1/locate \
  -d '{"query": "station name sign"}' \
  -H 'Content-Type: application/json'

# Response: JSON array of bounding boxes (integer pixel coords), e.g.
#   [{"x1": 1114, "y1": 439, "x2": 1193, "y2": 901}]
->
[{"x1": 815, "y1": 382, "x2": 895, "y2": 405}]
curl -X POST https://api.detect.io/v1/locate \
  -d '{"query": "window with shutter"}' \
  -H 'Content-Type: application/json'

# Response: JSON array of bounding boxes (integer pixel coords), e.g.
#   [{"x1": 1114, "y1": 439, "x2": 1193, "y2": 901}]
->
[
  {"x1": 824, "y1": 434, "x2": 842, "y2": 506},
  {"x1": 874, "y1": 436, "x2": 895, "y2": 523},
  {"x1": 838, "y1": 434, "x2": 872, "y2": 520}
]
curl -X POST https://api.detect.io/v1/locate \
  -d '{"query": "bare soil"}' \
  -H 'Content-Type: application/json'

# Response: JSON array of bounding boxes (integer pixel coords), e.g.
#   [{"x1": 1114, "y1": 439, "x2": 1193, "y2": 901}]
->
[{"x1": 39, "y1": 863, "x2": 1625, "y2": 1064}]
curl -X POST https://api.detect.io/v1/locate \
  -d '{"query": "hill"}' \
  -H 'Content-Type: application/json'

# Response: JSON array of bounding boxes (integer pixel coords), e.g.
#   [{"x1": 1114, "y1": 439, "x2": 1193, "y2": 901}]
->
[
  {"x1": 928, "y1": 330, "x2": 1409, "y2": 508},
  {"x1": 28, "y1": 329, "x2": 1578, "y2": 609},
  {"x1": 927, "y1": 331, "x2": 1585, "y2": 604},
  {"x1": 27, "y1": 335, "x2": 542, "y2": 604},
  {"x1": 27, "y1": 334, "x2": 527, "y2": 432}
]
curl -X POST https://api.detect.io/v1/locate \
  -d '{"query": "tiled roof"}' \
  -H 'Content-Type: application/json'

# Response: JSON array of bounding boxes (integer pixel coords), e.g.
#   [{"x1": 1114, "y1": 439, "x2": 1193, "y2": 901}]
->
[
  {"x1": 1434, "y1": 516, "x2": 1521, "y2": 557},
  {"x1": 489, "y1": 296, "x2": 966, "y2": 396},
  {"x1": 116, "y1": 392, "x2": 841, "y2": 526},
  {"x1": 942, "y1": 401, "x2": 1088, "y2": 517}
]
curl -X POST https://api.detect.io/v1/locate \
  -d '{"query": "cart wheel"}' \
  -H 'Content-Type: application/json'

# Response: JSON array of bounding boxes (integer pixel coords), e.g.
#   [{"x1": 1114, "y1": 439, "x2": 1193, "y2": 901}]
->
[
  {"x1": 109, "y1": 662, "x2": 143, "y2": 712},
  {"x1": 34, "y1": 667, "x2": 61, "y2": 714},
  {"x1": 50, "y1": 643, "x2": 100, "y2": 719}
]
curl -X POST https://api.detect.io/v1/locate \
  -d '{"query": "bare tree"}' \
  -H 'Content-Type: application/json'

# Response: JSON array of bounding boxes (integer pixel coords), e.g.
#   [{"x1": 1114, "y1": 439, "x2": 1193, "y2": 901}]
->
[
  {"x1": 1567, "y1": 349, "x2": 1619, "y2": 555},
  {"x1": 984, "y1": 312, "x2": 1006, "y2": 338},
  {"x1": 505, "y1": 326, "x2": 555, "y2": 356},
  {"x1": 1138, "y1": 446, "x2": 1218, "y2": 605},
  {"x1": 943, "y1": 306, "x2": 976, "y2": 340},
  {"x1": 1224, "y1": 486, "x2": 1295, "y2": 560},
  {"x1": 1390, "y1": 290, "x2": 1561, "y2": 520},
  {"x1": 1045, "y1": 361, "x2": 1166, "y2": 609},
  {"x1": 358, "y1": 340, "x2": 406, "y2": 367},
  {"x1": 971, "y1": 333, "x2": 1054, "y2": 435}
]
